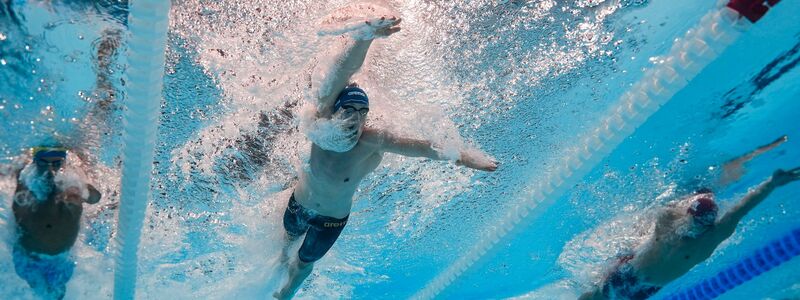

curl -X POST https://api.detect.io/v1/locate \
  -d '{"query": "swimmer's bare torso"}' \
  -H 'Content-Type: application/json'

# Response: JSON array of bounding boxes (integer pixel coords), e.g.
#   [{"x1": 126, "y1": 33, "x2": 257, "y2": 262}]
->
[
  {"x1": 10, "y1": 165, "x2": 101, "y2": 255},
  {"x1": 13, "y1": 179, "x2": 83, "y2": 255},
  {"x1": 632, "y1": 207, "x2": 723, "y2": 285},
  {"x1": 294, "y1": 127, "x2": 385, "y2": 219}
]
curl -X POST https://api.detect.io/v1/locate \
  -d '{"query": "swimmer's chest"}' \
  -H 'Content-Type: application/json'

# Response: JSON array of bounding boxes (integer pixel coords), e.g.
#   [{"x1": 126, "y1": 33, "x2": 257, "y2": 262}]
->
[
  {"x1": 310, "y1": 144, "x2": 384, "y2": 183},
  {"x1": 638, "y1": 237, "x2": 716, "y2": 283},
  {"x1": 14, "y1": 195, "x2": 82, "y2": 254}
]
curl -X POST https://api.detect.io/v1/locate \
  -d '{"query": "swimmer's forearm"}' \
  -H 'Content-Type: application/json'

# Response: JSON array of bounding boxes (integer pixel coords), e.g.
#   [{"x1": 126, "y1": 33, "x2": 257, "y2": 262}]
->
[
  {"x1": 718, "y1": 178, "x2": 775, "y2": 231},
  {"x1": 385, "y1": 138, "x2": 444, "y2": 160},
  {"x1": 722, "y1": 136, "x2": 787, "y2": 169},
  {"x1": 315, "y1": 37, "x2": 374, "y2": 112},
  {"x1": 338, "y1": 39, "x2": 373, "y2": 75}
]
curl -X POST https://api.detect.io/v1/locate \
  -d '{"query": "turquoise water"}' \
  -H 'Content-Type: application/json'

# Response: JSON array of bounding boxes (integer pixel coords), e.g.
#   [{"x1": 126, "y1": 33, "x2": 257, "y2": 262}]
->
[{"x1": 1, "y1": 0, "x2": 799, "y2": 299}]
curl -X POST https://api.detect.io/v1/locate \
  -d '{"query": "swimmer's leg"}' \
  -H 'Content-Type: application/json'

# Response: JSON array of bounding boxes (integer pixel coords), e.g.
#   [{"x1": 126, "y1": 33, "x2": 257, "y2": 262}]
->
[
  {"x1": 12, "y1": 246, "x2": 74, "y2": 300},
  {"x1": 90, "y1": 28, "x2": 121, "y2": 115},
  {"x1": 275, "y1": 216, "x2": 346, "y2": 299},
  {"x1": 76, "y1": 29, "x2": 122, "y2": 148},
  {"x1": 274, "y1": 258, "x2": 314, "y2": 300},
  {"x1": 718, "y1": 135, "x2": 788, "y2": 186},
  {"x1": 279, "y1": 231, "x2": 300, "y2": 264}
]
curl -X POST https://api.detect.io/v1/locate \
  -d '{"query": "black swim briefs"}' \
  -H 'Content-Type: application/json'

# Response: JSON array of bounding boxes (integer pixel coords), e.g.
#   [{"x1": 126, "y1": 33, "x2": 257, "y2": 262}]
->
[
  {"x1": 602, "y1": 255, "x2": 661, "y2": 300},
  {"x1": 283, "y1": 193, "x2": 349, "y2": 263}
]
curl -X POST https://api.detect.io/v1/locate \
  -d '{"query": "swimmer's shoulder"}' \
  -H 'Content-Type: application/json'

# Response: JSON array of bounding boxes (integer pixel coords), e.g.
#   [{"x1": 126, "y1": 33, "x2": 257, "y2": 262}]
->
[
  {"x1": 1, "y1": 154, "x2": 30, "y2": 178},
  {"x1": 359, "y1": 126, "x2": 391, "y2": 149}
]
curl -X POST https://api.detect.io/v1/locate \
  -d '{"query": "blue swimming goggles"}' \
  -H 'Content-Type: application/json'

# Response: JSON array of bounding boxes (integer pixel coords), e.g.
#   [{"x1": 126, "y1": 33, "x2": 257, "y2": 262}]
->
[{"x1": 31, "y1": 146, "x2": 68, "y2": 170}]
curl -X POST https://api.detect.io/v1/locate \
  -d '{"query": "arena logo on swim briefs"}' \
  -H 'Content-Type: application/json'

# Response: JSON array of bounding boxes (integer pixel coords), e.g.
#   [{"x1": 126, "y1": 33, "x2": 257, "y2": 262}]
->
[{"x1": 324, "y1": 220, "x2": 347, "y2": 228}]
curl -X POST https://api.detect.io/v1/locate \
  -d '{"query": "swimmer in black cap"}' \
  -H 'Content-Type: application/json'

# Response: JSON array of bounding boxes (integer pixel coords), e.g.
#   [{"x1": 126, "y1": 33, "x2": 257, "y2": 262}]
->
[
  {"x1": 580, "y1": 136, "x2": 798, "y2": 300},
  {"x1": 273, "y1": 4, "x2": 498, "y2": 299}
]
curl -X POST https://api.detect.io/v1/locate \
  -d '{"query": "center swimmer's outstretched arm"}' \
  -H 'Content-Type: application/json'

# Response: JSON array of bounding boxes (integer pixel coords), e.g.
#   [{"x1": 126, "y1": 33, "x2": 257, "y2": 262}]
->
[
  {"x1": 310, "y1": 17, "x2": 401, "y2": 119},
  {"x1": 362, "y1": 127, "x2": 498, "y2": 171},
  {"x1": 709, "y1": 166, "x2": 800, "y2": 243}
]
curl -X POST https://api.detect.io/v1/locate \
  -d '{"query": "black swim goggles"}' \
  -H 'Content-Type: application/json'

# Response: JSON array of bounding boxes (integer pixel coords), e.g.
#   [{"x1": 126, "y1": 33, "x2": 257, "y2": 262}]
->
[{"x1": 340, "y1": 105, "x2": 369, "y2": 117}]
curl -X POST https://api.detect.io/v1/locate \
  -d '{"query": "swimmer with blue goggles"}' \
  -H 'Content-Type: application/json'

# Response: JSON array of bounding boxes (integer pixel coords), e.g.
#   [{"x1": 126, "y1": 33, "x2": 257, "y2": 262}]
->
[{"x1": 31, "y1": 146, "x2": 68, "y2": 171}]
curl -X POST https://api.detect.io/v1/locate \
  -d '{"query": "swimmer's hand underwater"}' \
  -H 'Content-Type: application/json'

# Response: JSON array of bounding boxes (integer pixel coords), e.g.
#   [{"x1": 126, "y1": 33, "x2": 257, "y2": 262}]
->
[
  {"x1": 317, "y1": 3, "x2": 401, "y2": 40},
  {"x1": 457, "y1": 149, "x2": 498, "y2": 172},
  {"x1": 769, "y1": 166, "x2": 800, "y2": 188},
  {"x1": 368, "y1": 16, "x2": 401, "y2": 38},
  {"x1": 58, "y1": 184, "x2": 101, "y2": 205}
]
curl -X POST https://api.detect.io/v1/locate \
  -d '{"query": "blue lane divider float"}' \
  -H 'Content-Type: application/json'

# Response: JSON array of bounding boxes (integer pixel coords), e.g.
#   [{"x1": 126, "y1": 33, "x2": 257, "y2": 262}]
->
[
  {"x1": 663, "y1": 228, "x2": 800, "y2": 300},
  {"x1": 113, "y1": 0, "x2": 171, "y2": 299}
]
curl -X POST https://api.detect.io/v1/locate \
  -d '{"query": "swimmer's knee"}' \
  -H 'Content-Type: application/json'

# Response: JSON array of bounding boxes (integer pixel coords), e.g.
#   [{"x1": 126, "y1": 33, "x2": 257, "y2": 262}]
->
[
  {"x1": 297, "y1": 259, "x2": 314, "y2": 270},
  {"x1": 297, "y1": 252, "x2": 322, "y2": 265}
]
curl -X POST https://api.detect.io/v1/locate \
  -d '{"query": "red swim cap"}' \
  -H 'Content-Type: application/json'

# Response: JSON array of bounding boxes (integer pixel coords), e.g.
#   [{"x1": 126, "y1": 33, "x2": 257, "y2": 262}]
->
[{"x1": 688, "y1": 197, "x2": 718, "y2": 217}]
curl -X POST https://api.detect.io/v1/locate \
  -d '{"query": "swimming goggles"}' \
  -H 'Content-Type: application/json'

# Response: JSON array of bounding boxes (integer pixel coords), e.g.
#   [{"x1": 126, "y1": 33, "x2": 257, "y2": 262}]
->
[
  {"x1": 31, "y1": 146, "x2": 68, "y2": 170},
  {"x1": 341, "y1": 105, "x2": 369, "y2": 117}
]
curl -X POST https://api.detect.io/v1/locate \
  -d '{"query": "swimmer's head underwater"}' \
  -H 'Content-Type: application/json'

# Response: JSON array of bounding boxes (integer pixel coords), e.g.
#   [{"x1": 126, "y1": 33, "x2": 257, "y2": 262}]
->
[
  {"x1": 332, "y1": 84, "x2": 370, "y2": 141},
  {"x1": 31, "y1": 146, "x2": 68, "y2": 175},
  {"x1": 688, "y1": 193, "x2": 718, "y2": 228}
]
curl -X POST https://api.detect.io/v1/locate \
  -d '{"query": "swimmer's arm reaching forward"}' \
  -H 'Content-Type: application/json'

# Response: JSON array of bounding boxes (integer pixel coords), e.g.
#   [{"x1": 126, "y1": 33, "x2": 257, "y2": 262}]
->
[
  {"x1": 364, "y1": 128, "x2": 498, "y2": 172},
  {"x1": 312, "y1": 18, "x2": 401, "y2": 118},
  {"x1": 717, "y1": 135, "x2": 787, "y2": 187},
  {"x1": 312, "y1": 38, "x2": 375, "y2": 118},
  {"x1": 713, "y1": 167, "x2": 800, "y2": 240}
]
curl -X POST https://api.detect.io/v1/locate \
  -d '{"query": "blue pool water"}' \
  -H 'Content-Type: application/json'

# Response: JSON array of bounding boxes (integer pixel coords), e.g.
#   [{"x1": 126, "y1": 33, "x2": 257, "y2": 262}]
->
[{"x1": 1, "y1": 0, "x2": 799, "y2": 299}]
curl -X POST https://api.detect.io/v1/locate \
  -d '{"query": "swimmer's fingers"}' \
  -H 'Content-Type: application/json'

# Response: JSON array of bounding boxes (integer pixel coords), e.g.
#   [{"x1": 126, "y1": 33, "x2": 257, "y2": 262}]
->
[
  {"x1": 365, "y1": 16, "x2": 401, "y2": 29},
  {"x1": 767, "y1": 135, "x2": 789, "y2": 147},
  {"x1": 373, "y1": 26, "x2": 401, "y2": 37}
]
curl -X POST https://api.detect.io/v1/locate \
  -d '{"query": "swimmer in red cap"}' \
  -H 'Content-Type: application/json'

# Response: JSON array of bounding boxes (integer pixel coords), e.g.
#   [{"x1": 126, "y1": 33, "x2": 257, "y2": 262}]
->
[{"x1": 580, "y1": 136, "x2": 798, "y2": 300}]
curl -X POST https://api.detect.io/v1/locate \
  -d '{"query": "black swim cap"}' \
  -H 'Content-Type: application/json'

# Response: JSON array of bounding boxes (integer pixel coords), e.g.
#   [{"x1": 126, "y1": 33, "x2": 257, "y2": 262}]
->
[{"x1": 333, "y1": 86, "x2": 369, "y2": 113}]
